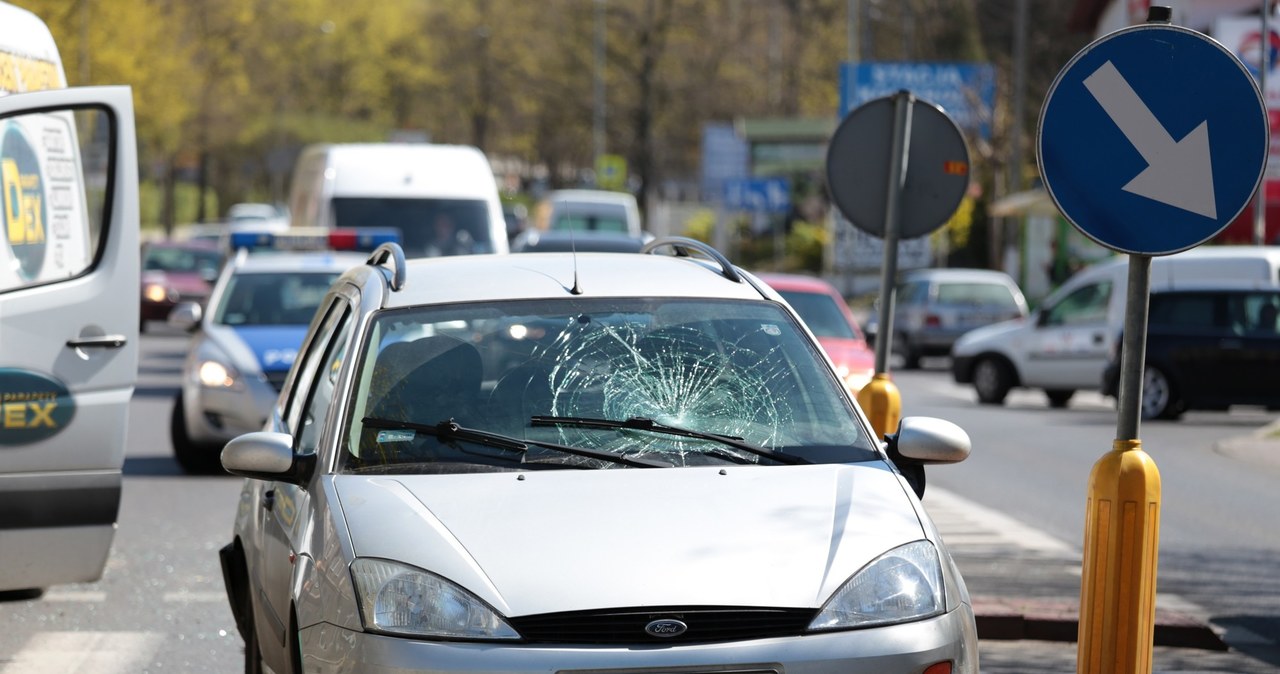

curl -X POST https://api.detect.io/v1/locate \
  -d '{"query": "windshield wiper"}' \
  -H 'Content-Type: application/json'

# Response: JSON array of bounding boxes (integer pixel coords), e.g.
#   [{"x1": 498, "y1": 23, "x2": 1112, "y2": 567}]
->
[
  {"x1": 530, "y1": 415, "x2": 810, "y2": 465},
  {"x1": 361, "y1": 417, "x2": 672, "y2": 468}
]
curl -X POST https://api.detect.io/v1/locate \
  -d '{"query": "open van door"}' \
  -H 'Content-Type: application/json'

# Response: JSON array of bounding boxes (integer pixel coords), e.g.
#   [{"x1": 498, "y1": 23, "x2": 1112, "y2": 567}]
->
[{"x1": 0, "y1": 86, "x2": 139, "y2": 592}]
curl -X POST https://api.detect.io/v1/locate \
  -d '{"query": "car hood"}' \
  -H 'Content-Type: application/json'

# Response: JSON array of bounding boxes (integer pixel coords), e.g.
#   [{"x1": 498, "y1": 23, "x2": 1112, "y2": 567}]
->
[
  {"x1": 204, "y1": 324, "x2": 309, "y2": 375},
  {"x1": 952, "y1": 316, "x2": 1028, "y2": 352},
  {"x1": 334, "y1": 463, "x2": 924, "y2": 617},
  {"x1": 816, "y1": 336, "x2": 875, "y2": 371},
  {"x1": 142, "y1": 270, "x2": 211, "y2": 296}
]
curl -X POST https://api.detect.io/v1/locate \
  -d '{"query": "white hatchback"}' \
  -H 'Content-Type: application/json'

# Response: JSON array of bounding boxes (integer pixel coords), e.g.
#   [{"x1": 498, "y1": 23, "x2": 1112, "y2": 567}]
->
[{"x1": 218, "y1": 238, "x2": 978, "y2": 674}]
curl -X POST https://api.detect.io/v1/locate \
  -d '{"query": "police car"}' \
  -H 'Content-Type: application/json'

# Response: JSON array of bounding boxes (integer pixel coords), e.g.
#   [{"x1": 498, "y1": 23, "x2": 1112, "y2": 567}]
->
[
  {"x1": 218, "y1": 238, "x2": 980, "y2": 673},
  {"x1": 167, "y1": 230, "x2": 393, "y2": 472}
]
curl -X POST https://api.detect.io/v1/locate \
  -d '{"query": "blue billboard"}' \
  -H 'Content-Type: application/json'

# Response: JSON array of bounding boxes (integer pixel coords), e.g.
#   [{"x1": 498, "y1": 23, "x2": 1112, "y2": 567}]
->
[{"x1": 839, "y1": 62, "x2": 996, "y2": 140}]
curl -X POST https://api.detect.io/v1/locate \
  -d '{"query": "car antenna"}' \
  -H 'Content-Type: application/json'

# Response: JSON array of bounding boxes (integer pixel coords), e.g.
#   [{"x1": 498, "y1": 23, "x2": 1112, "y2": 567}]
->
[{"x1": 569, "y1": 224, "x2": 583, "y2": 295}]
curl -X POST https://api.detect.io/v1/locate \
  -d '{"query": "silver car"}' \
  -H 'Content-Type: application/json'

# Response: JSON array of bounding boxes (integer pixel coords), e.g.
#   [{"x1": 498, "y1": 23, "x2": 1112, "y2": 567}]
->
[
  {"x1": 867, "y1": 268, "x2": 1028, "y2": 369},
  {"x1": 169, "y1": 247, "x2": 368, "y2": 473},
  {"x1": 218, "y1": 238, "x2": 978, "y2": 673}
]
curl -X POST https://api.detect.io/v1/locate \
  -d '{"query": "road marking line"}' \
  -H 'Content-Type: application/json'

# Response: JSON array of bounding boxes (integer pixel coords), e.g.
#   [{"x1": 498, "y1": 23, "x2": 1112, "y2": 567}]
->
[
  {"x1": 1, "y1": 632, "x2": 163, "y2": 674},
  {"x1": 161, "y1": 590, "x2": 225, "y2": 603},
  {"x1": 925, "y1": 486, "x2": 1077, "y2": 555},
  {"x1": 38, "y1": 590, "x2": 106, "y2": 602}
]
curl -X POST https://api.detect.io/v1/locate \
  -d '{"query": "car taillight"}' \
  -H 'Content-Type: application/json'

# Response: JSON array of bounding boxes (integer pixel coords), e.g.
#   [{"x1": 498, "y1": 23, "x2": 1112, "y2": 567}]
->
[{"x1": 924, "y1": 314, "x2": 942, "y2": 327}]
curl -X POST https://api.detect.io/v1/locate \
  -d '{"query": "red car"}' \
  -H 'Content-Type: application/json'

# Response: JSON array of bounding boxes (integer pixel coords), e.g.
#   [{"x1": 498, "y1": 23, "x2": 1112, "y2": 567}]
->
[
  {"x1": 140, "y1": 239, "x2": 224, "y2": 330},
  {"x1": 755, "y1": 272, "x2": 876, "y2": 396}
]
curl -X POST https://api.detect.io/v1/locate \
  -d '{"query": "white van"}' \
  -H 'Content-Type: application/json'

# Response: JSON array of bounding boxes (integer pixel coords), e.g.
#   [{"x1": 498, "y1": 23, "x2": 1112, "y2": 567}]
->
[
  {"x1": 0, "y1": 1, "x2": 140, "y2": 592},
  {"x1": 951, "y1": 246, "x2": 1280, "y2": 408},
  {"x1": 287, "y1": 143, "x2": 508, "y2": 257}
]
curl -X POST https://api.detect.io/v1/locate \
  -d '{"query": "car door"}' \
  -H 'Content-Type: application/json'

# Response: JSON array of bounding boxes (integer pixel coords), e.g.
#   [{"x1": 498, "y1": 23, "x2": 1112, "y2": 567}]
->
[
  {"x1": 1022, "y1": 279, "x2": 1115, "y2": 389},
  {"x1": 0, "y1": 87, "x2": 138, "y2": 591},
  {"x1": 258, "y1": 297, "x2": 353, "y2": 642}
]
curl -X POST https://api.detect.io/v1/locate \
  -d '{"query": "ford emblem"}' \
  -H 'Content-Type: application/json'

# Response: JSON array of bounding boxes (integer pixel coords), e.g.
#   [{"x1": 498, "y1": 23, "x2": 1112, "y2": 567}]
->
[{"x1": 644, "y1": 618, "x2": 688, "y2": 638}]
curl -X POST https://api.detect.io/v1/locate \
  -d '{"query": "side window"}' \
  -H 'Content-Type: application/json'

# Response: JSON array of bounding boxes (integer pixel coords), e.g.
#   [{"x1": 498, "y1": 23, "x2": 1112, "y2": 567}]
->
[
  {"x1": 1, "y1": 107, "x2": 109, "y2": 293},
  {"x1": 297, "y1": 307, "x2": 353, "y2": 456},
  {"x1": 1148, "y1": 294, "x2": 1217, "y2": 329},
  {"x1": 897, "y1": 282, "x2": 925, "y2": 306},
  {"x1": 282, "y1": 298, "x2": 346, "y2": 435},
  {"x1": 1043, "y1": 281, "x2": 1112, "y2": 327}
]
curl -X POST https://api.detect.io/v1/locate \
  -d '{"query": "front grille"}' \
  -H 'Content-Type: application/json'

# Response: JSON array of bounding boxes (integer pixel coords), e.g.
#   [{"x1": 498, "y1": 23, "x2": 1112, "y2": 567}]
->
[
  {"x1": 264, "y1": 371, "x2": 289, "y2": 391},
  {"x1": 508, "y1": 606, "x2": 816, "y2": 645}
]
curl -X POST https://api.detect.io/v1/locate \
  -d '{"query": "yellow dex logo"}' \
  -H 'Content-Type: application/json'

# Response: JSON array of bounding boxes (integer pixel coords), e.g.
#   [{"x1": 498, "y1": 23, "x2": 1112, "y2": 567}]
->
[{"x1": 1, "y1": 125, "x2": 47, "y2": 281}]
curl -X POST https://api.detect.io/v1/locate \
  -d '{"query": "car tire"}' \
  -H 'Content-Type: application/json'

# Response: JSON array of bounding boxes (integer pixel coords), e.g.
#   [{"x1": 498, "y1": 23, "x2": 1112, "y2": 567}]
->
[
  {"x1": 972, "y1": 357, "x2": 1012, "y2": 405},
  {"x1": 894, "y1": 334, "x2": 920, "y2": 370},
  {"x1": 170, "y1": 392, "x2": 222, "y2": 474},
  {"x1": 1045, "y1": 389, "x2": 1074, "y2": 408},
  {"x1": 1141, "y1": 365, "x2": 1183, "y2": 420},
  {"x1": 240, "y1": 594, "x2": 265, "y2": 674}
]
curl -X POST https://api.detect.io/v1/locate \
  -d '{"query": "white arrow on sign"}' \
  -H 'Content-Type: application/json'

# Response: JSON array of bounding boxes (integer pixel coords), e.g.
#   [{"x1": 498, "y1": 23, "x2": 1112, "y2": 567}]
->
[{"x1": 1083, "y1": 60, "x2": 1217, "y2": 219}]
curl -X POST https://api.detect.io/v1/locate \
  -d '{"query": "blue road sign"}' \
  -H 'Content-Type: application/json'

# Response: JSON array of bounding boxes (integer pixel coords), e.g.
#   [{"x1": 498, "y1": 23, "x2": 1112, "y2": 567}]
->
[
  {"x1": 1038, "y1": 24, "x2": 1268, "y2": 256},
  {"x1": 723, "y1": 177, "x2": 791, "y2": 214}
]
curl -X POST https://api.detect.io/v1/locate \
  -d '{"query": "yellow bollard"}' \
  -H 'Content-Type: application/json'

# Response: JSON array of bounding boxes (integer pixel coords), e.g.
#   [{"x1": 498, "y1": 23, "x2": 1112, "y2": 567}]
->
[
  {"x1": 856, "y1": 372, "x2": 901, "y2": 440},
  {"x1": 1077, "y1": 439, "x2": 1162, "y2": 674}
]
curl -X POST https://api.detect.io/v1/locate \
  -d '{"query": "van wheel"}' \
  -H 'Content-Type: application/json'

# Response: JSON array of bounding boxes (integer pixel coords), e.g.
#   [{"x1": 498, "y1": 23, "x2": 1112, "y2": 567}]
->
[
  {"x1": 1141, "y1": 365, "x2": 1183, "y2": 420},
  {"x1": 972, "y1": 357, "x2": 1012, "y2": 405},
  {"x1": 1045, "y1": 389, "x2": 1074, "y2": 408}
]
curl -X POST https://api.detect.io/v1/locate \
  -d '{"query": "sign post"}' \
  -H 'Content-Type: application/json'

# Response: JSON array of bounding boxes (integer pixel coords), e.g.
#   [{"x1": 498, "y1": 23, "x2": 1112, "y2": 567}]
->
[
  {"x1": 1038, "y1": 7, "x2": 1266, "y2": 672},
  {"x1": 826, "y1": 91, "x2": 969, "y2": 437}
]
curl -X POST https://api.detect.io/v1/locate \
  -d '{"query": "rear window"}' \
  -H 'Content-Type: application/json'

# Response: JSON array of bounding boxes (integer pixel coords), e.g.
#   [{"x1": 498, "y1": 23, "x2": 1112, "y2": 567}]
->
[
  {"x1": 331, "y1": 197, "x2": 494, "y2": 258},
  {"x1": 550, "y1": 203, "x2": 630, "y2": 233},
  {"x1": 936, "y1": 282, "x2": 1020, "y2": 309},
  {"x1": 777, "y1": 290, "x2": 858, "y2": 340}
]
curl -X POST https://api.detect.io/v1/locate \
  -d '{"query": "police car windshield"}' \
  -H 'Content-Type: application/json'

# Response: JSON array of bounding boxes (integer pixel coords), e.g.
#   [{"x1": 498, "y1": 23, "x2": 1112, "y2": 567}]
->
[
  {"x1": 214, "y1": 272, "x2": 339, "y2": 326},
  {"x1": 331, "y1": 197, "x2": 492, "y2": 258},
  {"x1": 342, "y1": 298, "x2": 877, "y2": 474}
]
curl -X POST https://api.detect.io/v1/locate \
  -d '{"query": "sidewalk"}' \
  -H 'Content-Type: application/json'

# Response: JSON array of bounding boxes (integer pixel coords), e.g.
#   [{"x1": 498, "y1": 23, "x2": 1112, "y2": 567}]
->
[{"x1": 924, "y1": 461, "x2": 1280, "y2": 672}]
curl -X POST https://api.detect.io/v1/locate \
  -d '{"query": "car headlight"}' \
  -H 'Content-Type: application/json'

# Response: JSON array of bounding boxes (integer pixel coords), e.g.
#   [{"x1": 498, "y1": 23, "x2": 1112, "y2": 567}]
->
[
  {"x1": 197, "y1": 359, "x2": 241, "y2": 388},
  {"x1": 351, "y1": 558, "x2": 520, "y2": 640},
  {"x1": 143, "y1": 282, "x2": 175, "y2": 303},
  {"x1": 808, "y1": 540, "x2": 944, "y2": 631}
]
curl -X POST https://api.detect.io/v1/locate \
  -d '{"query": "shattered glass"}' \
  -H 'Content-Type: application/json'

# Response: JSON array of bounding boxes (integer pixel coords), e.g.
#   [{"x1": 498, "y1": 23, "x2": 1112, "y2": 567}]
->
[{"x1": 343, "y1": 298, "x2": 876, "y2": 473}]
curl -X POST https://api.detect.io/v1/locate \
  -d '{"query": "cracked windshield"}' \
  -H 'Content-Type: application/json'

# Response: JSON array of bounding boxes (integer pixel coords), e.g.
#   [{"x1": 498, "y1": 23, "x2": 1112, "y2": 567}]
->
[{"x1": 347, "y1": 298, "x2": 876, "y2": 472}]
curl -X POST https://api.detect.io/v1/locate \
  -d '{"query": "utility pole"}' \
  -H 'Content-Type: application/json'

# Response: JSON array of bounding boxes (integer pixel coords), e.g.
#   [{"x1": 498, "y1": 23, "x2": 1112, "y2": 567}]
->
[{"x1": 593, "y1": 0, "x2": 607, "y2": 175}]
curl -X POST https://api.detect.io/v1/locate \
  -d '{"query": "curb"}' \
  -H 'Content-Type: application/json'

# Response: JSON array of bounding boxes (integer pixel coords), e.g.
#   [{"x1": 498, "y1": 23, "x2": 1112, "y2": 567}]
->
[{"x1": 972, "y1": 597, "x2": 1228, "y2": 651}]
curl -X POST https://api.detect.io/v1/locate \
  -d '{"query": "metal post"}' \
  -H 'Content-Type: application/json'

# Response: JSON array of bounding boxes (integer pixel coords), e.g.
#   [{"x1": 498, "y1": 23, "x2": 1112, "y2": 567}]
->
[
  {"x1": 1116, "y1": 255, "x2": 1152, "y2": 440},
  {"x1": 1078, "y1": 252, "x2": 1162, "y2": 674},
  {"x1": 858, "y1": 90, "x2": 912, "y2": 439},
  {"x1": 872, "y1": 91, "x2": 912, "y2": 375}
]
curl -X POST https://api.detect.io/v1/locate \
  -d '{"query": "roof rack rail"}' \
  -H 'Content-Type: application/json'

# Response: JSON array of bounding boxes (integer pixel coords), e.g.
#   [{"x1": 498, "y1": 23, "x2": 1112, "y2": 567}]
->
[
  {"x1": 641, "y1": 236, "x2": 742, "y2": 283},
  {"x1": 367, "y1": 242, "x2": 406, "y2": 291}
]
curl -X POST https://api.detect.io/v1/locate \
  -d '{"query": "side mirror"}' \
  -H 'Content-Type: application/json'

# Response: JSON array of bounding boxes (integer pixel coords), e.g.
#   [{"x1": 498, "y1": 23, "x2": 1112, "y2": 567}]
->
[
  {"x1": 884, "y1": 416, "x2": 971, "y2": 499},
  {"x1": 168, "y1": 301, "x2": 203, "y2": 331},
  {"x1": 221, "y1": 431, "x2": 314, "y2": 485}
]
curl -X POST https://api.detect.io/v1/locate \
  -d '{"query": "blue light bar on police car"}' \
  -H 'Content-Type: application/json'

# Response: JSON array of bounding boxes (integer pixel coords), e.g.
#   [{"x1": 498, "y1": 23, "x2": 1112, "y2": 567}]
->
[{"x1": 228, "y1": 228, "x2": 401, "y2": 252}]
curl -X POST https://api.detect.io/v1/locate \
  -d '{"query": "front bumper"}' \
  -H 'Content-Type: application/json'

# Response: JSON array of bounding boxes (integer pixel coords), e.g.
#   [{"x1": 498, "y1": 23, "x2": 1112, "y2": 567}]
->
[
  {"x1": 297, "y1": 604, "x2": 978, "y2": 674},
  {"x1": 180, "y1": 376, "x2": 281, "y2": 445},
  {"x1": 1101, "y1": 363, "x2": 1120, "y2": 398},
  {"x1": 951, "y1": 355, "x2": 976, "y2": 384}
]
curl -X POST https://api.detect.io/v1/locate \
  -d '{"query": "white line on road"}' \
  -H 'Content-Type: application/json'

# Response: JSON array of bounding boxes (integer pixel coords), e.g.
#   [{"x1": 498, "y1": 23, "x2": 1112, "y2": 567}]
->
[
  {"x1": 924, "y1": 486, "x2": 1077, "y2": 555},
  {"x1": 1, "y1": 632, "x2": 164, "y2": 674}
]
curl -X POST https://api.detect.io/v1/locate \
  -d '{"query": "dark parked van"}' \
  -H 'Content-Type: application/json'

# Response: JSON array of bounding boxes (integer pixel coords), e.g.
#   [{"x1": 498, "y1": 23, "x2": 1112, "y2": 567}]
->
[{"x1": 1103, "y1": 284, "x2": 1280, "y2": 420}]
